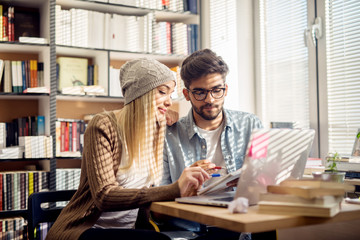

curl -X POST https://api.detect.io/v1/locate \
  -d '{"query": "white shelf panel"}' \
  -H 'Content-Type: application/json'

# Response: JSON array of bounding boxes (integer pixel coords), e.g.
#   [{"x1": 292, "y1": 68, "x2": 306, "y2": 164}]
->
[
  {"x1": 155, "y1": 11, "x2": 199, "y2": 24},
  {"x1": 109, "y1": 51, "x2": 185, "y2": 65},
  {"x1": 57, "y1": 0, "x2": 151, "y2": 16},
  {"x1": 0, "y1": 42, "x2": 49, "y2": 53},
  {"x1": 0, "y1": 94, "x2": 49, "y2": 100},
  {"x1": 57, "y1": 94, "x2": 124, "y2": 103},
  {"x1": 57, "y1": 0, "x2": 199, "y2": 23}
]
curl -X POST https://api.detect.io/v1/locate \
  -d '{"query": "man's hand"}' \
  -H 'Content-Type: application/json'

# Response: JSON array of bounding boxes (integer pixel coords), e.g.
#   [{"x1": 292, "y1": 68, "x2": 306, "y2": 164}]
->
[
  {"x1": 166, "y1": 109, "x2": 179, "y2": 126},
  {"x1": 190, "y1": 159, "x2": 217, "y2": 174}
]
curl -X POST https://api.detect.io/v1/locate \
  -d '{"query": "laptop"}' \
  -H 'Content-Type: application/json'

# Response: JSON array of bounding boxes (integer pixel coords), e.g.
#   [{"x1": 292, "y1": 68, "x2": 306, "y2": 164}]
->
[{"x1": 175, "y1": 128, "x2": 316, "y2": 207}]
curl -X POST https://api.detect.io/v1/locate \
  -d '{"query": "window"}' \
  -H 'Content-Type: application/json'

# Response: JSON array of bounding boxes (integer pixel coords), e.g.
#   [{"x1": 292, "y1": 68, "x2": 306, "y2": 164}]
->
[
  {"x1": 255, "y1": 0, "x2": 360, "y2": 157},
  {"x1": 256, "y1": 0, "x2": 310, "y2": 130},
  {"x1": 322, "y1": 0, "x2": 360, "y2": 156},
  {"x1": 207, "y1": 0, "x2": 239, "y2": 111}
]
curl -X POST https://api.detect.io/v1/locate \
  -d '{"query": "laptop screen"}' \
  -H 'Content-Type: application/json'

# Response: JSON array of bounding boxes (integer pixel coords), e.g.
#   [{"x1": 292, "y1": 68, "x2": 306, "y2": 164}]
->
[{"x1": 235, "y1": 128, "x2": 315, "y2": 205}]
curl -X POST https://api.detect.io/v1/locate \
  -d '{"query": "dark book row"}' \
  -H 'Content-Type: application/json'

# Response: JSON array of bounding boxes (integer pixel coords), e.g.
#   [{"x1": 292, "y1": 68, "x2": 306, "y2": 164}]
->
[
  {"x1": 0, "y1": 115, "x2": 45, "y2": 148},
  {"x1": 0, "y1": 171, "x2": 50, "y2": 211},
  {"x1": 0, "y1": 217, "x2": 27, "y2": 240}
]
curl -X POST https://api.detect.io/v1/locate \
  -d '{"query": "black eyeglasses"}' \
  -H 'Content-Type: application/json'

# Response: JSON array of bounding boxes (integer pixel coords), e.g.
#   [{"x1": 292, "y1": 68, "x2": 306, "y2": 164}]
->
[{"x1": 187, "y1": 87, "x2": 226, "y2": 101}]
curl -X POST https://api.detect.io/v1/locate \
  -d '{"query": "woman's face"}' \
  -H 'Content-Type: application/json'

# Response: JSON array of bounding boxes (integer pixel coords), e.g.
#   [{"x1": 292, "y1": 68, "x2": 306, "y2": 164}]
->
[{"x1": 155, "y1": 80, "x2": 176, "y2": 122}]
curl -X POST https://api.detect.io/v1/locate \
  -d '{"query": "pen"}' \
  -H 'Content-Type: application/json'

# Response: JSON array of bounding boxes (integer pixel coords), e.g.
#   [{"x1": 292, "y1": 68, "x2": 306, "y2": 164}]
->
[
  {"x1": 213, "y1": 166, "x2": 223, "y2": 170},
  {"x1": 211, "y1": 173, "x2": 221, "y2": 177}
]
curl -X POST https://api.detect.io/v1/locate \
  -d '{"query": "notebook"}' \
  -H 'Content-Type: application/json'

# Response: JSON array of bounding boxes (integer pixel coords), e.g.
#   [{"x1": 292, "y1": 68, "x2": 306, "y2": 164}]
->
[{"x1": 175, "y1": 128, "x2": 316, "y2": 207}]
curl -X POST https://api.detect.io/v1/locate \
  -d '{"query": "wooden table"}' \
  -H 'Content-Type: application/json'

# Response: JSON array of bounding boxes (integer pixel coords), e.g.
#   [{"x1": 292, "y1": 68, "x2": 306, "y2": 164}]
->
[{"x1": 150, "y1": 200, "x2": 360, "y2": 234}]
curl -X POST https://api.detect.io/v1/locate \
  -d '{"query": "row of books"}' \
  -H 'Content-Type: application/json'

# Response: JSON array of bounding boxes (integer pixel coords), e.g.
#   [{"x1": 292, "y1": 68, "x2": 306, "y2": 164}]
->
[
  {"x1": 55, "y1": 6, "x2": 199, "y2": 55},
  {"x1": 0, "y1": 217, "x2": 27, "y2": 240},
  {"x1": 56, "y1": 168, "x2": 81, "y2": 207},
  {"x1": 153, "y1": 22, "x2": 199, "y2": 55},
  {"x1": 0, "y1": 59, "x2": 44, "y2": 93},
  {"x1": 19, "y1": 136, "x2": 53, "y2": 159},
  {"x1": 0, "y1": 171, "x2": 50, "y2": 211},
  {"x1": 0, "y1": 146, "x2": 23, "y2": 159},
  {"x1": 0, "y1": 116, "x2": 45, "y2": 149},
  {"x1": 109, "y1": 0, "x2": 197, "y2": 13},
  {"x1": 55, "y1": 119, "x2": 87, "y2": 158},
  {"x1": 257, "y1": 179, "x2": 354, "y2": 217},
  {"x1": 56, "y1": 6, "x2": 154, "y2": 52},
  {"x1": 0, "y1": 6, "x2": 15, "y2": 42}
]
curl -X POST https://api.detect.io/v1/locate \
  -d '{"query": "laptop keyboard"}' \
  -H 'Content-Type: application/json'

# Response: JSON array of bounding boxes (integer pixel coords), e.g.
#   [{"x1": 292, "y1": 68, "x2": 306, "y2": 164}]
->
[{"x1": 213, "y1": 197, "x2": 234, "y2": 202}]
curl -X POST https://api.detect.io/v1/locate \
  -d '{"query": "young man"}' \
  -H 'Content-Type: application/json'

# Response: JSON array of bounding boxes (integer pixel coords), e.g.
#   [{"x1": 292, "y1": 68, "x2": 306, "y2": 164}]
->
[
  {"x1": 159, "y1": 49, "x2": 263, "y2": 240},
  {"x1": 162, "y1": 48, "x2": 263, "y2": 186}
]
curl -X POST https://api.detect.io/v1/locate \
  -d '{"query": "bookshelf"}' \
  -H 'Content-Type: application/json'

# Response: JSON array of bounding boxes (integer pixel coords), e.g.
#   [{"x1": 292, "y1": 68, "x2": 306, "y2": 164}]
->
[{"x1": 0, "y1": 0, "x2": 199, "y2": 231}]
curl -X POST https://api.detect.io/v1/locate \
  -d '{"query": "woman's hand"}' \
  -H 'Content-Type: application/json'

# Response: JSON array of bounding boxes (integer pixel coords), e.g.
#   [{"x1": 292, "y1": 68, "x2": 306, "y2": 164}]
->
[
  {"x1": 166, "y1": 109, "x2": 179, "y2": 126},
  {"x1": 177, "y1": 167, "x2": 210, "y2": 197}
]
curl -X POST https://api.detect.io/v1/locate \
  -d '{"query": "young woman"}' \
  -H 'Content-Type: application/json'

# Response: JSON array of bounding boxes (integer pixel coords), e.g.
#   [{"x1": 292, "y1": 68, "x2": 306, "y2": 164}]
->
[{"x1": 46, "y1": 58, "x2": 210, "y2": 240}]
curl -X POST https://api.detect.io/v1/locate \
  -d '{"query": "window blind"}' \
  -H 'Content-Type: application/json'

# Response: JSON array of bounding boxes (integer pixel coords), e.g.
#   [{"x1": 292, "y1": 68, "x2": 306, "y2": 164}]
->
[
  {"x1": 258, "y1": 0, "x2": 310, "y2": 129},
  {"x1": 209, "y1": 0, "x2": 239, "y2": 110},
  {"x1": 325, "y1": 0, "x2": 360, "y2": 155}
]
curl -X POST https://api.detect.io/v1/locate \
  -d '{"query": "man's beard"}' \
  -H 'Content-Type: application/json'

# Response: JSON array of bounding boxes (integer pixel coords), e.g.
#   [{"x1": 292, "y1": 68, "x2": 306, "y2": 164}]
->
[{"x1": 192, "y1": 102, "x2": 223, "y2": 120}]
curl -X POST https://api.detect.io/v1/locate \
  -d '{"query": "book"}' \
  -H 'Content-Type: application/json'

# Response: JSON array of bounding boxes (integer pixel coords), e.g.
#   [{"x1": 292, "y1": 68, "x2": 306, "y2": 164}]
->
[
  {"x1": 57, "y1": 57, "x2": 88, "y2": 91},
  {"x1": 8, "y1": 7, "x2": 14, "y2": 42},
  {"x1": 19, "y1": 36, "x2": 47, "y2": 44},
  {"x1": 0, "y1": 5, "x2": 3, "y2": 41},
  {"x1": 37, "y1": 115, "x2": 45, "y2": 136},
  {"x1": 258, "y1": 201, "x2": 341, "y2": 217},
  {"x1": 3, "y1": 60, "x2": 12, "y2": 92},
  {"x1": 3, "y1": 10, "x2": 9, "y2": 41},
  {"x1": 259, "y1": 192, "x2": 343, "y2": 205},
  {"x1": 198, "y1": 168, "x2": 242, "y2": 195},
  {"x1": 267, "y1": 183, "x2": 352, "y2": 199},
  {"x1": 0, "y1": 173, "x2": 2, "y2": 211},
  {"x1": 279, "y1": 179, "x2": 355, "y2": 192},
  {"x1": 0, "y1": 59, "x2": 4, "y2": 90},
  {"x1": 14, "y1": 7, "x2": 40, "y2": 40}
]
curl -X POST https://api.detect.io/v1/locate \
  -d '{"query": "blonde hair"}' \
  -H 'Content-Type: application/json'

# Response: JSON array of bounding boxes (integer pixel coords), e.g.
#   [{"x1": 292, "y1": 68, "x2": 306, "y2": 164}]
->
[{"x1": 116, "y1": 89, "x2": 165, "y2": 185}]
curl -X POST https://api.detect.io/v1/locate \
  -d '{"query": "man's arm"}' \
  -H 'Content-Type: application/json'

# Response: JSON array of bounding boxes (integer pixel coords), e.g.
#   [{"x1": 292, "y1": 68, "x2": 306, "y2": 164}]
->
[{"x1": 161, "y1": 143, "x2": 172, "y2": 185}]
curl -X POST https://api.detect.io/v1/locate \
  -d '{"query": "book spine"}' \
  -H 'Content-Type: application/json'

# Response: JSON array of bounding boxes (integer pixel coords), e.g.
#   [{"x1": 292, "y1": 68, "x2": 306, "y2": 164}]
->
[
  {"x1": 6, "y1": 173, "x2": 12, "y2": 210},
  {"x1": 10, "y1": 7, "x2": 14, "y2": 41},
  {"x1": 72, "y1": 121, "x2": 77, "y2": 152},
  {"x1": 20, "y1": 172, "x2": 25, "y2": 209},
  {"x1": 0, "y1": 173, "x2": 2, "y2": 211},
  {"x1": 21, "y1": 61, "x2": 26, "y2": 92},
  {"x1": 37, "y1": 115, "x2": 45, "y2": 136},
  {"x1": 68, "y1": 122, "x2": 72, "y2": 152},
  {"x1": 28, "y1": 172, "x2": 34, "y2": 197},
  {"x1": 3, "y1": 11, "x2": 8, "y2": 41},
  {"x1": 33, "y1": 172, "x2": 39, "y2": 193},
  {"x1": 0, "y1": 5, "x2": 3, "y2": 41},
  {"x1": 3, "y1": 173, "x2": 6, "y2": 211}
]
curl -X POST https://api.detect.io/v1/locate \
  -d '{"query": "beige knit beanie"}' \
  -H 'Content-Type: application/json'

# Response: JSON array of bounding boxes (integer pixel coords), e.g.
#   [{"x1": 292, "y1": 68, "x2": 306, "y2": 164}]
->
[{"x1": 119, "y1": 58, "x2": 175, "y2": 105}]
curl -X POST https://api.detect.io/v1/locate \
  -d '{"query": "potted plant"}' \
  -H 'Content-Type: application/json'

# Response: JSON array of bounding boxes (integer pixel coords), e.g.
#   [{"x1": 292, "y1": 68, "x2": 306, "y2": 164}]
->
[{"x1": 313, "y1": 152, "x2": 345, "y2": 182}]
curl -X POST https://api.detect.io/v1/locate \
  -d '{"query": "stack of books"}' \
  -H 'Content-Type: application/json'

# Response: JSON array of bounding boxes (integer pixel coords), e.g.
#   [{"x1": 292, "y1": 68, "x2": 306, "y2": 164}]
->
[{"x1": 258, "y1": 179, "x2": 355, "y2": 217}]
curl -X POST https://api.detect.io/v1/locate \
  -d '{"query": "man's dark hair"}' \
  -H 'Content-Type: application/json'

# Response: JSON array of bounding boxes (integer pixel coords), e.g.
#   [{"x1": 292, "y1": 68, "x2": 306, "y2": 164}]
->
[{"x1": 180, "y1": 48, "x2": 229, "y2": 88}]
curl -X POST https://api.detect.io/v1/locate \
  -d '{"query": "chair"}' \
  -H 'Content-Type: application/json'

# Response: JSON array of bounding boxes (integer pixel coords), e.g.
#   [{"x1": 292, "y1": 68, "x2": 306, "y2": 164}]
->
[{"x1": 27, "y1": 190, "x2": 76, "y2": 240}]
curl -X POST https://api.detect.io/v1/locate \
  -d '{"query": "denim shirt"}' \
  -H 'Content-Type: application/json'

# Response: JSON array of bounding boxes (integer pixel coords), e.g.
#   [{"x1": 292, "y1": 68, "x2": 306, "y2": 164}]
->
[{"x1": 161, "y1": 108, "x2": 263, "y2": 185}]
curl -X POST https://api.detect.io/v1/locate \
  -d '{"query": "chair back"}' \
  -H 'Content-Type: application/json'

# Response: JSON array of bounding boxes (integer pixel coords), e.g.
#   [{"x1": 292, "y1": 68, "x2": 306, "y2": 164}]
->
[{"x1": 27, "y1": 190, "x2": 76, "y2": 240}]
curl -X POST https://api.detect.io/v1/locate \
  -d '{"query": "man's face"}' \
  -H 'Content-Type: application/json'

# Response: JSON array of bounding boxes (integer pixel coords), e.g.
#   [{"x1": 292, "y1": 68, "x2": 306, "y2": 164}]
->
[{"x1": 183, "y1": 73, "x2": 227, "y2": 121}]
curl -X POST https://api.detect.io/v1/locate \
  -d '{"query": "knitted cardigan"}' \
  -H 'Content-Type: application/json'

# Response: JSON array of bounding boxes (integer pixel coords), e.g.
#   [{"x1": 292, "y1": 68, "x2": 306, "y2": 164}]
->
[{"x1": 46, "y1": 112, "x2": 180, "y2": 240}]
